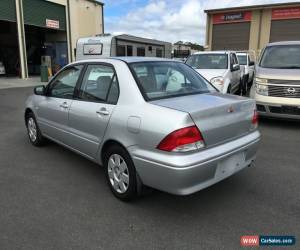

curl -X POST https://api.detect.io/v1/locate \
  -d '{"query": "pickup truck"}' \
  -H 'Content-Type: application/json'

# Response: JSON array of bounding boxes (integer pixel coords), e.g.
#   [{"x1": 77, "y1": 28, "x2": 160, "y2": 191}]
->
[
  {"x1": 237, "y1": 52, "x2": 255, "y2": 95},
  {"x1": 186, "y1": 51, "x2": 243, "y2": 94}
]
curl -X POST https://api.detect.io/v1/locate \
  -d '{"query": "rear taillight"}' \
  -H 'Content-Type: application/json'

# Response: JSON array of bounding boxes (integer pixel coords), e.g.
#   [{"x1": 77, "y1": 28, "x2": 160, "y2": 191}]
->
[
  {"x1": 157, "y1": 126, "x2": 205, "y2": 152},
  {"x1": 252, "y1": 110, "x2": 258, "y2": 129}
]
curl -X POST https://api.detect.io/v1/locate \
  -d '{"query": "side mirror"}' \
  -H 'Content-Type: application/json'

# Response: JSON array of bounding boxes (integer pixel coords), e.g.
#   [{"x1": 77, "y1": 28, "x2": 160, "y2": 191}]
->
[
  {"x1": 249, "y1": 61, "x2": 255, "y2": 66},
  {"x1": 231, "y1": 64, "x2": 240, "y2": 71},
  {"x1": 34, "y1": 85, "x2": 46, "y2": 96}
]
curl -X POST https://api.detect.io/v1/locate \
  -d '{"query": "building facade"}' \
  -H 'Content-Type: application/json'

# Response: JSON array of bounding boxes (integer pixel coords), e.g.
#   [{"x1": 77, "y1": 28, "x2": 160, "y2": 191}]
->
[
  {"x1": 0, "y1": 0, "x2": 104, "y2": 78},
  {"x1": 205, "y1": 2, "x2": 300, "y2": 55}
]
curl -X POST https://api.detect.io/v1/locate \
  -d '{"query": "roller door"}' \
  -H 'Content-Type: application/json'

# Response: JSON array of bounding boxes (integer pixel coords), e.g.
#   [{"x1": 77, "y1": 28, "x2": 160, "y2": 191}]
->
[
  {"x1": 212, "y1": 22, "x2": 250, "y2": 50},
  {"x1": 23, "y1": 0, "x2": 66, "y2": 30},
  {"x1": 0, "y1": 0, "x2": 16, "y2": 22},
  {"x1": 270, "y1": 19, "x2": 300, "y2": 42}
]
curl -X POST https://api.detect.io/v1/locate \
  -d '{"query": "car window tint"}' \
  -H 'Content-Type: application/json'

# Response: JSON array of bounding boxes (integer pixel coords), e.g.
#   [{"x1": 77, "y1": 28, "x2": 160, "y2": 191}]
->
[
  {"x1": 79, "y1": 64, "x2": 116, "y2": 102},
  {"x1": 107, "y1": 76, "x2": 119, "y2": 104},
  {"x1": 48, "y1": 65, "x2": 83, "y2": 98},
  {"x1": 130, "y1": 61, "x2": 216, "y2": 101},
  {"x1": 233, "y1": 54, "x2": 239, "y2": 65},
  {"x1": 260, "y1": 45, "x2": 300, "y2": 68},
  {"x1": 237, "y1": 55, "x2": 247, "y2": 65},
  {"x1": 186, "y1": 54, "x2": 228, "y2": 69}
]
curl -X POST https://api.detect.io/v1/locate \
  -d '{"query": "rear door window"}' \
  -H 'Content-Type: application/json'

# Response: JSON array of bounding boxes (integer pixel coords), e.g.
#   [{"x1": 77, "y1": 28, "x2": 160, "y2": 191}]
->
[{"x1": 78, "y1": 64, "x2": 119, "y2": 104}]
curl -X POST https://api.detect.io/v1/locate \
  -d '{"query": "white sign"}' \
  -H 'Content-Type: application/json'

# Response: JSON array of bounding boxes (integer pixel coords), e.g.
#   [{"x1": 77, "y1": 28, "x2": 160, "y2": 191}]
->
[
  {"x1": 83, "y1": 43, "x2": 103, "y2": 55},
  {"x1": 46, "y1": 19, "x2": 60, "y2": 29}
]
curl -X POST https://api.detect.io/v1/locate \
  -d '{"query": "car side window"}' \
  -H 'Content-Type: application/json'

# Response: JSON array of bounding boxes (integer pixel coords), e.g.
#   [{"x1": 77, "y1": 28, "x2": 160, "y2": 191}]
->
[
  {"x1": 48, "y1": 65, "x2": 83, "y2": 99},
  {"x1": 79, "y1": 64, "x2": 119, "y2": 104},
  {"x1": 233, "y1": 54, "x2": 239, "y2": 65}
]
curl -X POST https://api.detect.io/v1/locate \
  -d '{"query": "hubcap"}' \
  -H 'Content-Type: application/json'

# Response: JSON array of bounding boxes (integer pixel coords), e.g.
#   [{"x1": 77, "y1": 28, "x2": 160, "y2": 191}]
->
[
  {"x1": 27, "y1": 117, "x2": 37, "y2": 142},
  {"x1": 108, "y1": 154, "x2": 129, "y2": 194}
]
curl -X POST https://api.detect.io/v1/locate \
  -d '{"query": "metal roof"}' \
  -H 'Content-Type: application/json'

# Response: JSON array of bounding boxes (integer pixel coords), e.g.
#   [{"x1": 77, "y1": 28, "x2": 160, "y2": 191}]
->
[
  {"x1": 86, "y1": 0, "x2": 104, "y2": 6},
  {"x1": 267, "y1": 41, "x2": 300, "y2": 46},
  {"x1": 74, "y1": 57, "x2": 177, "y2": 65},
  {"x1": 204, "y1": 2, "x2": 300, "y2": 13}
]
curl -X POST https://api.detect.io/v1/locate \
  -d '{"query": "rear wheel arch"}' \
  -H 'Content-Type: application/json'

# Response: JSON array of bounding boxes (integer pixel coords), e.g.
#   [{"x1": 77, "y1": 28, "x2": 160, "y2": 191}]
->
[
  {"x1": 101, "y1": 140, "x2": 129, "y2": 164},
  {"x1": 101, "y1": 139, "x2": 143, "y2": 200}
]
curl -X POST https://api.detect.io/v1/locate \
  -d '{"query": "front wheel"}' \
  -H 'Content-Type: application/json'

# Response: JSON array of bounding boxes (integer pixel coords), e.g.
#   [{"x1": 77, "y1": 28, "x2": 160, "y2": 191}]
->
[
  {"x1": 103, "y1": 145, "x2": 140, "y2": 201},
  {"x1": 26, "y1": 112, "x2": 46, "y2": 146}
]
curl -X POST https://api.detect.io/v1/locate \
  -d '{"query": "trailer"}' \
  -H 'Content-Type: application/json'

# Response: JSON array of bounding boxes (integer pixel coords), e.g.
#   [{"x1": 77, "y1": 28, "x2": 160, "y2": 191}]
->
[{"x1": 76, "y1": 34, "x2": 172, "y2": 61}]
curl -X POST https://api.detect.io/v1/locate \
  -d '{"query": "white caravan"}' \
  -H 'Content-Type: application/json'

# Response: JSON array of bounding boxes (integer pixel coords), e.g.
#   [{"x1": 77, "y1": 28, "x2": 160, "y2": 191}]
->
[{"x1": 76, "y1": 34, "x2": 172, "y2": 61}]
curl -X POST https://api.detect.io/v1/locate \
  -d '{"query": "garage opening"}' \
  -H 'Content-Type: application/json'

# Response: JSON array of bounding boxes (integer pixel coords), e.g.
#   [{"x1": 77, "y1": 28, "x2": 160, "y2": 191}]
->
[
  {"x1": 23, "y1": 0, "x2": 68, "y2": 77},
  {"x1": 25, "y1": 25, "x2": 68, "y2": 76},
  {"x1": 270, "y1": 19, "x2": 300, "y2": 42},
  {"x1": 0, "y1": 21, "x2": 20, "y2": 76},
  {"x1": 212, "y1": 22, "x2": 251, "y2": 50},
  {"x1": 0, "y1": 0, "x2": 19, "y2": 77}
]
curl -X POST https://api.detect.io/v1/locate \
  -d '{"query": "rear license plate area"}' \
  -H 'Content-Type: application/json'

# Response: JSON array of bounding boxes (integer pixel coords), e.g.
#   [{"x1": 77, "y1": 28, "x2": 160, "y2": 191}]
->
[{"x1": 215, "y1": 152, "x2": 245, "y2": 179}]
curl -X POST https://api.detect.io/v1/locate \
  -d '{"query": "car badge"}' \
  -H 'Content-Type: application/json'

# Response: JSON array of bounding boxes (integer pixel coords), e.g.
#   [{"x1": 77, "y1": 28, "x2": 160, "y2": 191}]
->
[
  {"x1": 227, "y1": 106, "x2": 234, "y2": 113},
  {"x1": 287, "y1": 87, "x2": 296, "y2": 95}
]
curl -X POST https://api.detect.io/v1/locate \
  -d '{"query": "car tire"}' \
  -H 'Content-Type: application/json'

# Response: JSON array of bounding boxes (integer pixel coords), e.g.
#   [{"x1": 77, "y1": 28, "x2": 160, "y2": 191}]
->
[
  {"x1": 26, "y1": 112, "x2": 46, "y2": 146},
  {"x1": 103, "y1": 145, "x2": 140, "y2": 201},
  {"x1": 227, "y1": 84, "x2": 232, "y2": 94},
  {"x1": 249, "y1": 76, "x2": 254, "y2": 88},
  {"x1": 242, "y1": 75, "x2": 248, "y2": 95}
]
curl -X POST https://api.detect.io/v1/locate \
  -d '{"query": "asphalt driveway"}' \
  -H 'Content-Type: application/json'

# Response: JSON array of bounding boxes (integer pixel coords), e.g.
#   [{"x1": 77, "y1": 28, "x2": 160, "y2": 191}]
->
[{"x1": 0, "y1": 87, "x2": 299, "y2": 250}]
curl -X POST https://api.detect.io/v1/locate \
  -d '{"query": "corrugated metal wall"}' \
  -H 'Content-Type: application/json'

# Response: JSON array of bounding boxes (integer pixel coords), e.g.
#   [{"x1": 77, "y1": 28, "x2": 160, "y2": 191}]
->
[
  {"x1": 270, "y1": 19, "x2": 300, "y2": 42},
  {"x1": 23, "y1": 0, "x2": 66, "y2": 30},
  {"x1": 212, "y1": 22, "x2": 250, "y2": 50},
  {"x1": 0, "y1": 0, "x2": 16, "y2": 22}
]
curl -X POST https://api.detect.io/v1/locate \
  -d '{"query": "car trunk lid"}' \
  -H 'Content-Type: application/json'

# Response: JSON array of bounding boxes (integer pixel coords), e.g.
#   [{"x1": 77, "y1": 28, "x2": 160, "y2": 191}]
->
[{"x1": 150, "y1": 93, "x2": 256, "y2": 147}]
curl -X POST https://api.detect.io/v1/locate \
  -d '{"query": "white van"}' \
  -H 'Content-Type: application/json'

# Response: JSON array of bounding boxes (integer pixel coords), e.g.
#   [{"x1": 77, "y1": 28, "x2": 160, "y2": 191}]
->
[{"x1": 76, "y1": 34, "x2": 172, "y2": 61}]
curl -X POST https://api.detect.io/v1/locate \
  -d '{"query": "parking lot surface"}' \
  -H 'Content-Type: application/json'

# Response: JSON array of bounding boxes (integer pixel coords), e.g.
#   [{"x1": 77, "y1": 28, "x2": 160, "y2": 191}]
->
[{"x1": 0, "y1": 87, "x2": 299, "y2": 250}]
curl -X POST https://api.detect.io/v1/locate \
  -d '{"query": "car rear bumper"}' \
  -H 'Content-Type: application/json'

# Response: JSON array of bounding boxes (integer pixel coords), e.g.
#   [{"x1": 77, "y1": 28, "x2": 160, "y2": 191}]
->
[{"x1": 129, "y1": 131, "x2": 260, "y2": 195}]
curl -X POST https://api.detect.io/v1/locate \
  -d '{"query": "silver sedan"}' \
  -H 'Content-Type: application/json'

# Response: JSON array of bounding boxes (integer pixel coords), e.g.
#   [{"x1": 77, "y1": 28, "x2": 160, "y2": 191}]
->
[{"x1": 25, "y1": 58, "x2": 260, "y2": 201}]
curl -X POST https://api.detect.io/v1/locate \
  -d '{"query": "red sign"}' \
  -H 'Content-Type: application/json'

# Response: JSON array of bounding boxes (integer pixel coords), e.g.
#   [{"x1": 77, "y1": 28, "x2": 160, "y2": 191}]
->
[
  {"x1": 240, "y1": 235, "x2": 259, "y2": 247},
  {"x1": 46, "y1": 19, "x2": 60, "y2": 29},
  {"x1": 213, "y1": 11, "x2": 252, "y2": 24},
  {"x1": 272, "y1": 7, "x2": 300, "y2": 20}
]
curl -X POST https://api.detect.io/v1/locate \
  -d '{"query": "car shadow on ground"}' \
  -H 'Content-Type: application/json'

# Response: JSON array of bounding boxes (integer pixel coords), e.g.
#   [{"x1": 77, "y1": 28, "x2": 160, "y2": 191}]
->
[
  {"x1": 259, "y1": 116, "x2": 300, "y2": 129},
  {"x1": 43, "y1": 137, "x2": 249, "y2": 210}
]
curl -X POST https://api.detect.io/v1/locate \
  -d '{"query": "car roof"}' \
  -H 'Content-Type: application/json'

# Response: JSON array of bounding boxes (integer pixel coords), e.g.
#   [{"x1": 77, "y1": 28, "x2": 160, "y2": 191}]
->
[
  {"x1": 73, "y1": 57, "x2": 176, "y2": 65},
  {"x1": 267, "y1": 41, "x2": 300, "y2": 46},
  {"x1": 110, "y1": 57, "x2": 175, "y2": 63},
  {"x1": 192, "y1": 51, "x2": 234, "y2": 55}
]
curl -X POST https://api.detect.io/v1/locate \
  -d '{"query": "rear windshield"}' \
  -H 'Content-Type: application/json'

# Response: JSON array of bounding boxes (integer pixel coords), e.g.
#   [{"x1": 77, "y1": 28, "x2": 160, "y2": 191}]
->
[
  {"x1": 237, "y1": 55, "x2": 247, "y2": 65},
  {"x1": 260, "y1": 45, "x2": 300, "y2": 69},
  {"x1": 129, "y1": 61, "x2": 216, "y2": 101},
  {"x1": 186, "y1": 54, "x2": 228, "y2": 69}
]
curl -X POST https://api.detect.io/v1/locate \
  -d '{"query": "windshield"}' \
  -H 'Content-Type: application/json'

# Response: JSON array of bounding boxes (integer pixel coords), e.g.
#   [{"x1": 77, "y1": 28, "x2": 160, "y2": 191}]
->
[
  {"x1": 237, "y1": 55, "x2": 247, "y2": 65},
  {"x1": 186, "y1": 54, "x2": 228, "y2": 69},
  {"x1": 130, "y1": 61, "x2": 216, "y2": 101},
  {"x1": 260, "y1": 45, "x2": 300, "y2": 69}
]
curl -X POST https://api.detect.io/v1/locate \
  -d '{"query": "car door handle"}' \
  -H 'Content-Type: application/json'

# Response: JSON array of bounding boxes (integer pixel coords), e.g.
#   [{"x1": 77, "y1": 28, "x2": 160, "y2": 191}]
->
[
  {"x1": 59, "y1": 102, "x2": 69, "y2": 109},
  {"x1": 96, "y1": 108, "x2": 109, "y2": 116}
]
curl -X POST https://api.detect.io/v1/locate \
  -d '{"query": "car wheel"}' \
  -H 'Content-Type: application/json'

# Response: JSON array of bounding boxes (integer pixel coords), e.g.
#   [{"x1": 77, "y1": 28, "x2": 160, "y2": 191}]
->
[
  {"x1": 241, "y1": 75, "x2": 248, "y2": 95},
  {"x1": 249, "y1": 77, "x2": 254, "y2": 88},
  {"x1": 26, "y1": 112, "x2": 46, "y2": 146},
  {"x1": 227, "y1": 84, "x2": 232, "y2": 94},
  {"x1": 103, "y1": 145, "x2": 139, "y2": 201}
]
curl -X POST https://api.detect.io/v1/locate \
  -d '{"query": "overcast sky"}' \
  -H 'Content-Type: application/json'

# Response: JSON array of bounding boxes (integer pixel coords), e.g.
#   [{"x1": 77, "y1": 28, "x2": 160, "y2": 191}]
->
[{"x1": 101, "y1": 0, "x2": 299, "y2": 44}]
